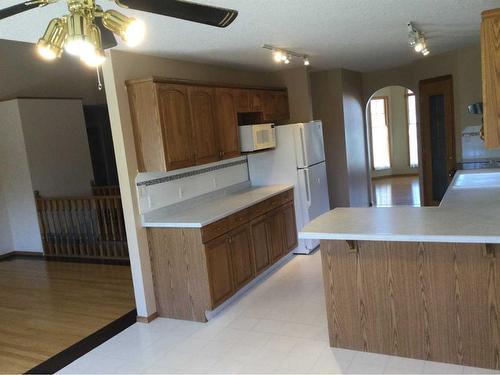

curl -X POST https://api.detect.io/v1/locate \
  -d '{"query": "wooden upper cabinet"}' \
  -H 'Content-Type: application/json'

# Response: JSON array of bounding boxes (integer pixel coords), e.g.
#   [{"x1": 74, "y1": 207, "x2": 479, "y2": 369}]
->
[
  {"x1": 275, "y1": 91, "x2": 290, "y2": 121},
  {"x1": 156, "y1": 83, "x2": 196, "y2": 171},
  {"x1": 234, "y1": 89, "x2": 251, "y2": 112},
  {"x1": 249, "y1": 90, "x2": 264, "y2": 112},
  {"x1": 215, "y1": 88, "x2": 241, "y2": 159},
  {"x1": 229, "y1": 225, "x2": 255, "y2": 290},
  {"x1": 481, "y1": 9, "x2": 500, "y2": 149},
  {"x1": 188, "y1": 86, "x2": 220, "y2": 165}
]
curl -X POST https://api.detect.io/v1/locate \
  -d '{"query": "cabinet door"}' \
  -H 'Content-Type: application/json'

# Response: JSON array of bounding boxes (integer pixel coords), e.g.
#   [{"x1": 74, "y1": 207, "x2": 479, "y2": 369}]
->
[
  {"x1": 235, "y1": 89, "x2": 251, "y2": 112},
  {"x1": 188, "y1": 86, "x2": 220, "y2": 165},
  {"x1": 262, "y1": 91, "x2": 276, "y2": 121},
  {"x1": 266, "y1": 208, "x2": 286, "y2": 263},
  {"x1": 229, "y1": 225, "x2": 255, "y2": 290},
  {"x1": 215, "y1": 88, "x2": 241, "y2": 159},
  {"x1": 205, "y1": 235, "x2": 234, "y2": 307},
  {"x1": 250, "y1": 216, "x2": 271, "y2": 274},
  {"x1": 249, "y1": 90, "x2": 264, "y2": 112},
  {"x1": 481, "y1": 9, "x2": 500, "y2": 148},
  {"x1": 282, "y1": 202, "x2": 298, "y2": 253},
  {"x1": 156, "y1": 84, "x2": 196, "y2": 171}
]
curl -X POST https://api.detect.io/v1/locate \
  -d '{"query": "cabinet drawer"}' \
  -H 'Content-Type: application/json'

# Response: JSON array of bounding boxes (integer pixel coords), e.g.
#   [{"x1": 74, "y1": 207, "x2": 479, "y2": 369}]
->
[{"x1": 201, "y1": 189, "x2": 293, "y2": 243}]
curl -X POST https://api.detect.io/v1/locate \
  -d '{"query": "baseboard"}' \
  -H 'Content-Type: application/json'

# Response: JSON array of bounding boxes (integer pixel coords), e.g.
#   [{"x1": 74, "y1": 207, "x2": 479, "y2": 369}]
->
[
  {"x1": 137, "y1": 312, "x2": 158, "y2": 323},
  {"x1": 26, "y1": 309, "x2": 137, "y2": 374},
  {"x1": 371, "y1": 173, "x2": 419, "y2": 180},
  {"x1": 0, "y1": 251, "x2": 130, "y2": 265}
]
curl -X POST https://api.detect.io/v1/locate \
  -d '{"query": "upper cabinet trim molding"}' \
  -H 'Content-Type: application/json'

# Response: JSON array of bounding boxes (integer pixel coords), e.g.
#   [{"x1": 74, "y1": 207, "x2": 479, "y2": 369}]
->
[{"x1": 125, "y1": 77, "x2": 287, "y2": 92}]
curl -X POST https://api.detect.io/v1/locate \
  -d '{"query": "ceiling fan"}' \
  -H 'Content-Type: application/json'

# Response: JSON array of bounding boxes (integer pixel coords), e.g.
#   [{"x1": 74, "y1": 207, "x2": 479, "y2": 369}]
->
[{"x1": 0, "y1": 0, "x2": 238, "y2": 67}]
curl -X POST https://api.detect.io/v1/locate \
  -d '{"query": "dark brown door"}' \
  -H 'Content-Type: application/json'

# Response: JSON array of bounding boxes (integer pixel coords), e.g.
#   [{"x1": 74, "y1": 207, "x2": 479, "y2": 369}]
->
[
  {"x1": 188, "y1": 86, "x2": 220, "y2": 165},
  {"x1": 205, "y1": 235, "x2": 234, "y2": 307},
  {"x1": 250, "y1": 216, "x2": 271, "y2": 274},
  {"x1": 215, "y1": 88, "x2": 241, "y2": 159},
  {"x1": 229, "y1": 225, "x2": 255, "y2": 290},
  {"x1": 156, "y1": 84, "x2": 196, "y2": 171},
  {"x1": 282, "y1": 202, "x2": 298, "y2": 253},
  {"x1": 419, "y1": 76, "x2": 456, "y2": 206},
  {"x1": 266, "y1": 208, "x2": 286, "y2": 262}
]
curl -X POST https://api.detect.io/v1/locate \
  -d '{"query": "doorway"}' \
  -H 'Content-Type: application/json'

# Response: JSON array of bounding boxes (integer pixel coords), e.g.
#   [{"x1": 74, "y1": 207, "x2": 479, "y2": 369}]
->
[
  {"x1": 419, "y1": 75, "x2": 456, "y2": 206},
  {"x1": 366, "y1": 86, "x2": 421, "y2": 207}
]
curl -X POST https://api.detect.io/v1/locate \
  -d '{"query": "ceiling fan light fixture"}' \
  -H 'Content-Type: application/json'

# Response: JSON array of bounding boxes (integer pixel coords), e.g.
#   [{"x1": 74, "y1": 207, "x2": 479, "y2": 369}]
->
[
  {"x1": 65, "y1": 12, "x2": 94, "y2": 57},
  {"x1": 36, "y1": 17, "x2": 66, "y2": 61},
  {"x1": 102, "y1": 10, "x2": 145, "y2": 47}
]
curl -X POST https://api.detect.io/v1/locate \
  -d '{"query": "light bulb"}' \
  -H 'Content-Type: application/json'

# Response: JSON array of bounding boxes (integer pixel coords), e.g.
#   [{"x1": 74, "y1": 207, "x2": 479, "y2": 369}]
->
[
  {"x1": 65, "y1": 39, "x2": 95, "y2": 57},
  {"x1": 37, "y1": 44, "x2": 57, "y2": 60},
  {"x1": 273, "y1": 50, "x2": 283, "y2": 63},
  {"x1": 82, "y1": 49, "x2": 105, "y2": 67},
  {"x1": 414, "y1": 39, "x2": 425, "y2": 53},
  {"x1": 124, "y1": 19, "x2": 145, "y2": 47},
  {"x1": 284, "y1": 58, "x2": 290, "y2": 64},
  {"x1": 303, "y1": 58, "x2": 310, "y2": 66},
  {"x1": 422, "y1": 48, "x2": 430, "y2": 56}
]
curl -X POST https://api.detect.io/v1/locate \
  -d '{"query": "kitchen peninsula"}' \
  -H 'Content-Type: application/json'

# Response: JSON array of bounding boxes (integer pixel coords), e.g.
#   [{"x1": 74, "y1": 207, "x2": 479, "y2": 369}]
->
[{"x1": 300, "y1": 169, "x2": 500, "y2": 370}]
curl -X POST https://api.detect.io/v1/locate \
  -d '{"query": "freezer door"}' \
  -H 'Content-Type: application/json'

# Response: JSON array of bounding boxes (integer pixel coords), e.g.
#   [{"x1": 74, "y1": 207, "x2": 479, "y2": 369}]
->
[{"x1": 294, "y1": 121, "x2": 326, "y2": 168}]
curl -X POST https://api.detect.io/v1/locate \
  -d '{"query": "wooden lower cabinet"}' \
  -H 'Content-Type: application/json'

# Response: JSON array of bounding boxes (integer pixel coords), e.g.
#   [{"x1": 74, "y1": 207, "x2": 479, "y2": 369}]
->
[
  {"x1": 250, "y1": 216, "x2": 272, "y2": 274},
  {"x1": 205, "y1": 235, "x2": 234, "y2": 308},
  {"x1": 147, "y1": 189, "x2": 297, "y2": 322}
]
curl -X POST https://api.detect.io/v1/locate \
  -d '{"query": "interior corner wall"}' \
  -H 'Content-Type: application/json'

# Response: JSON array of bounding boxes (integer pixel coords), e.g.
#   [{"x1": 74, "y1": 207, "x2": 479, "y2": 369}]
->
[
  {"x1": 101, "y1": 50, "x2": 300, "y2": 318},
  {"x1": 19, "y1": 99, "x2": 94, "y2": 197},
  {"x1": 0, "y1": 39, "x2": 105, "y2": 105},
  {"x1": 311, "y1": 69, "x2": 350, "y2": 208},
  {"x1": 0, "y1": 183, "x2": 13, "y2": 254},
  {"x1": 0, "y1": 100, "x2": 43, "y2": 253}
]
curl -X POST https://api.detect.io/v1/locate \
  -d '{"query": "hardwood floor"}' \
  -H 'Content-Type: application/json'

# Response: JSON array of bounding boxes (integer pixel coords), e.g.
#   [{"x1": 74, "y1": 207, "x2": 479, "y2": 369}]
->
[
  {"x1": 372, "y1": 175, "x2": 421, "y2": 207},
  {"x1": 0, "y1": 257, "x2": 135, "y2": 374}
]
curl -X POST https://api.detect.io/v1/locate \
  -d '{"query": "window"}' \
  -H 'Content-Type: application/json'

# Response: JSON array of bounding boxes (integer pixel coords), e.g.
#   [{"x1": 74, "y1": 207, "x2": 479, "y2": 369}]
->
[
  {"x1": 369, "y1": 97, "x2": 391, "y2": 170},
  {"x1": 406, "y1": 90, "x2": 419, "y2": 168}
]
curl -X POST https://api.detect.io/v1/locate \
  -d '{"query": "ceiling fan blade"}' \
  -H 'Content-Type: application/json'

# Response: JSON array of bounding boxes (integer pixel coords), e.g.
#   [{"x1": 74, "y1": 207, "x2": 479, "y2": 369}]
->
[
  {"x1": 95, "y1": 17, "x2": 118, "y2": 49},
  {"x1": 0, "y1": 1, "x2": 47, "y2": 21},
  {"x1": 116, "y1": 0, "x2": 238, "y2": 28}
]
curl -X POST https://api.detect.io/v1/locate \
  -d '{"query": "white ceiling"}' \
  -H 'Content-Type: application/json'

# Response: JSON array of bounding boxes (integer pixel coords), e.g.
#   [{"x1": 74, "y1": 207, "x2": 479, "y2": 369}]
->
[{"x1": 0, "y1": 0, "x2": 499, "y2": 72}]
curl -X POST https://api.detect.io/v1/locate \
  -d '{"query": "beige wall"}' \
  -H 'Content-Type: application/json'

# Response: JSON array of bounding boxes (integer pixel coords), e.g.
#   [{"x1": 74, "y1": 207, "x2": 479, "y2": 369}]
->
[
  {"x1": 274, "y1": 67, "x2": 314, "y2": 123},
  {"x1": 363, "y1": 45, "x2": 484, "y2": 163},
  {"x1": 369, "y1": 86, "x2": 419, "y2": 178},
  {"x1": 101, "y1": 50, "x2": 312, "y2": 318},
  {"x1": 311, "y1": 68, "x2": 370, "y2": 208},
  {"x1": 0, "y1": 39, "x2": 105, "y2": 105}
]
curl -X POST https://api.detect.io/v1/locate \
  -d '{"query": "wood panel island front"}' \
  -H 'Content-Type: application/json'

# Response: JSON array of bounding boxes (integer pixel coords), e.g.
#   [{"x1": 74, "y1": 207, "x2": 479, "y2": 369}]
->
[{"x1": 300, "y1": 169, "x2": 500, "y2": 370}]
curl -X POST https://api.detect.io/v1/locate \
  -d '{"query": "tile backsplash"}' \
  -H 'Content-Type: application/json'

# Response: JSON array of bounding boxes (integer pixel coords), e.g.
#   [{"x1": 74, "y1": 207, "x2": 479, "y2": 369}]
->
[{"x1": 136, "y1": 156, "x2": 249, "y2": 214}]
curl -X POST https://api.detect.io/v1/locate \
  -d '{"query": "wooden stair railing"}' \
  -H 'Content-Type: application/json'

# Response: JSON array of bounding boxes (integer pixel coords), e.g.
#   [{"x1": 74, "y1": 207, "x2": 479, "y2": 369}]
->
[{"x1": 36, "y1": 194, "x2": 128, "y2": 260}]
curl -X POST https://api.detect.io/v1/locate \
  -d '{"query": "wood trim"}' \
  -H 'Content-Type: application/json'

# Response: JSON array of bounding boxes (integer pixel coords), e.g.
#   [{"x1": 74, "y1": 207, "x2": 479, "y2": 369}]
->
[
  {"x1": 126, "y1": 76, "x2": 288, "y2": 92},
  {"x1": 481, "y1": 8, "x2": 500, "y2": 18},
  {"x1": 136, "y1": 312, "x2": 158, "y2": 323}
]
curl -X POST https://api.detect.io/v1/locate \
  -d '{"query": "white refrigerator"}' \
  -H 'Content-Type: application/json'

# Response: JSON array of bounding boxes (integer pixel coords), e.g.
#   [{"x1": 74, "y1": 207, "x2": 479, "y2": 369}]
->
[{"x1": 247, "y1": 121, "x2": 330, "y2": 254}]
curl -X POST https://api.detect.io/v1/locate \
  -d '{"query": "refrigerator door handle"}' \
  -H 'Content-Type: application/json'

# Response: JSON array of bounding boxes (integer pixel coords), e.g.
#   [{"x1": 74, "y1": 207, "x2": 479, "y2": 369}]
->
[
  {"x1": 304, "y1": 169, "x2": 312, "y2": 208},
  {"x1": 299, "y1": 126, "x2": 308, "y2": 168}
]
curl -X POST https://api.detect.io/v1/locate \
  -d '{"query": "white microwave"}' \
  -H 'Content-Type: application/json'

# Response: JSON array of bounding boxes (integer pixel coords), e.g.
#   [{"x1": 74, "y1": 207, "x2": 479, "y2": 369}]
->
[{"x1": 239, "y1": 123, "x2": 276, "y2": 152}]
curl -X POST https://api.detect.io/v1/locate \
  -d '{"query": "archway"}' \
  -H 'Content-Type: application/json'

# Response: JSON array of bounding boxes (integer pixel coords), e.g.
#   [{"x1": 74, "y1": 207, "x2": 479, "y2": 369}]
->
[{"x1": 365, "y1": 85, "x2": 421, "y2": 207}]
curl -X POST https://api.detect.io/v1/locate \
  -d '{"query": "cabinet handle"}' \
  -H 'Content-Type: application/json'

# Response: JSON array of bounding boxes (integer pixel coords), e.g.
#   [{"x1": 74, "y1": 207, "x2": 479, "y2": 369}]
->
[{"x1": 228, "y1": 236, "x2": 232, "y2": 244}]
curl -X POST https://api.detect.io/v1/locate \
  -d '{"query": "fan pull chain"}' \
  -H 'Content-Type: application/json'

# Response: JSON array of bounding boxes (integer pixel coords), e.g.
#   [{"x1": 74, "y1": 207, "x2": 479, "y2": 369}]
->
[{"x1": 96, "y1": 67, "x2": 103, "y2": 91}]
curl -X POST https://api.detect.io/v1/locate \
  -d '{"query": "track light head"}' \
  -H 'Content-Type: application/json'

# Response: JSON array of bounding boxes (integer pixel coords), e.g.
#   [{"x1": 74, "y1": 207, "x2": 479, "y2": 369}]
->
[
  {"x1": 303, "y1": 57, "x2": 310, "y2": 66},
  {"x1": 37, "y1": 17, "x2": 67, "y2": 61}
]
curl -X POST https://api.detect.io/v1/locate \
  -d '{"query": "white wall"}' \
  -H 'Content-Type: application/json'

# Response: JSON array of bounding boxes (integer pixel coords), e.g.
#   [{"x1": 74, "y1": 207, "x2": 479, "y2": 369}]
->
[
  {"x1": 19, "y1": 99, "x2": 94, "y2": 197},
  {"x1": 0, "y1": 100, "x2": 43, "y2": 253},
  {"x1": 0, "y1": 182, "x2": 13, "y2": 255}
]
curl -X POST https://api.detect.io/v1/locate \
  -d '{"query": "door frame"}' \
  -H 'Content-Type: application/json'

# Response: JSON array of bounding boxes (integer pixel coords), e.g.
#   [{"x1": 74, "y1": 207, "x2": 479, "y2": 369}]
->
[{"x1": 419, "y1": 75, "x2": 456, "y2": 206}]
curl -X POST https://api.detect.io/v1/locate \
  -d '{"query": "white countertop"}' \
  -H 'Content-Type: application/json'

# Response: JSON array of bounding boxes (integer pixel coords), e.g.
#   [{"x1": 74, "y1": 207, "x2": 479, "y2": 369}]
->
[
  {"x1": 142, "y1": 184, "x2": 293, "y2": 228},
  {"x1": 299, "y1": 169, "x2": 500, "y2": 244}
]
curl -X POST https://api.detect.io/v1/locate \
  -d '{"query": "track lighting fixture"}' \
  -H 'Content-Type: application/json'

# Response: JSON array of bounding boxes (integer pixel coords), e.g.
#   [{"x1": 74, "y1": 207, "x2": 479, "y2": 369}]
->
[
  {"x1": 408, "y1": 22, "x2": 430, "y2": 57},
  {"x1": 263, "y1": 44, "x2": 310, "y2": 67}
]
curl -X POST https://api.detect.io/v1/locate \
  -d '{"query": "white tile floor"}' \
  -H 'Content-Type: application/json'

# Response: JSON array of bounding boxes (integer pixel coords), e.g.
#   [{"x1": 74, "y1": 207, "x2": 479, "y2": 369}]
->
[{"x1": 60, "y1": 252, "x2": 498, "y2": 374}]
